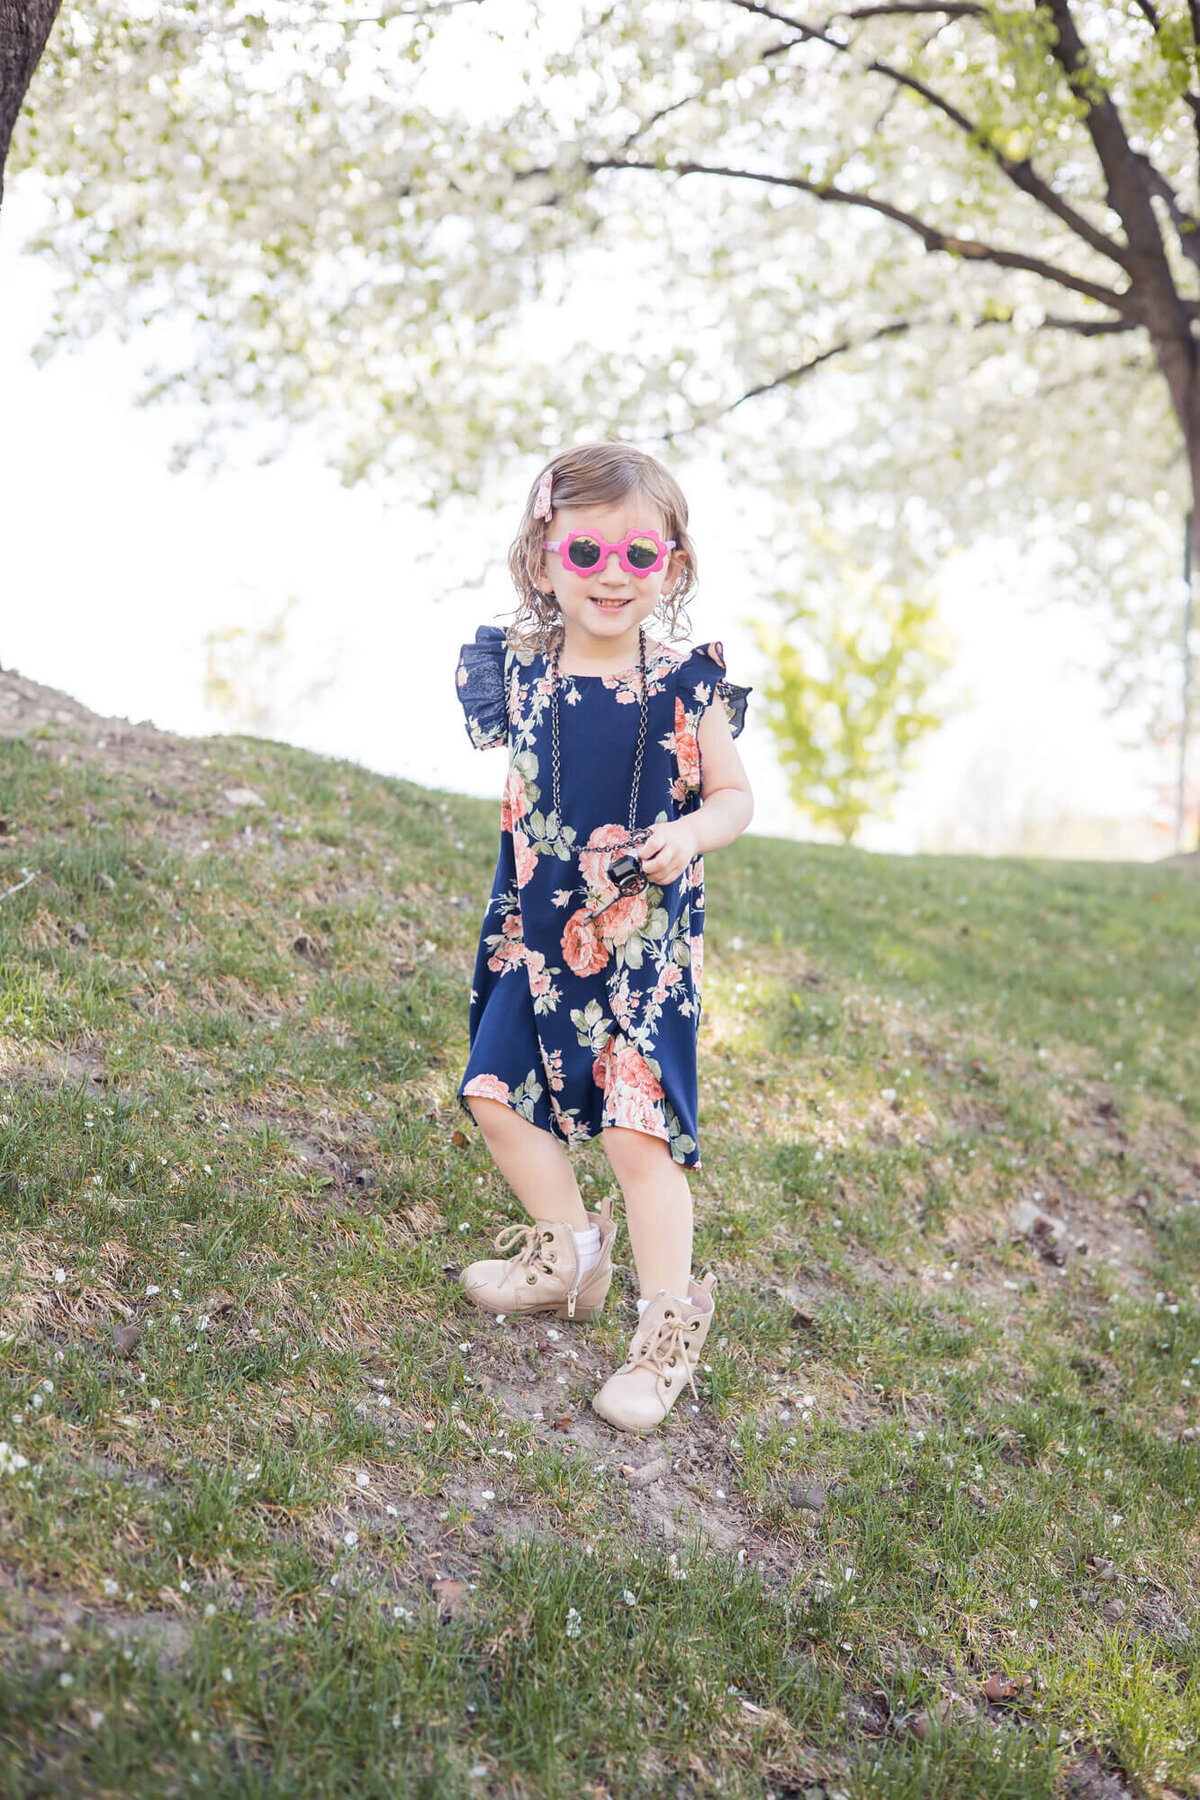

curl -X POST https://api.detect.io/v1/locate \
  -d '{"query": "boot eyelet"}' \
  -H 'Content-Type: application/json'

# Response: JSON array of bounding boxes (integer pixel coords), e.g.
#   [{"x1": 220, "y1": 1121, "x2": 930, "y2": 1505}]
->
[
  {"x1": 543, "y1": 1231, "x2": 554, "y2": 1241},
  {"x1": 664, "y1": 1378, "x2": 672, "y2": 1388},
  {"x1": 664, "y1": 1309, "x2": 676, "y2": 1319},
  {"x1": 526, "y1": 1273, "x2": 538, "y2": 1284}
]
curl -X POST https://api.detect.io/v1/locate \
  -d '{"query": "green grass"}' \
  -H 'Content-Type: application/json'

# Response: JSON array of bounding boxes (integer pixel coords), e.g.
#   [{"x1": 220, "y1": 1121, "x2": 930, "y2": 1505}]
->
[{"x1": 0, "y1": 718, "x2": 1197, "y2": 1798}]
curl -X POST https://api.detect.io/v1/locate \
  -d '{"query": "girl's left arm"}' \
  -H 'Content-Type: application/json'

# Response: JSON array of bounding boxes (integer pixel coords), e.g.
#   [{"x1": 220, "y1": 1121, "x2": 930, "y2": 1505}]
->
[
  {"x1": 689, "y1": 694, "x2": 753, "y2": 854},
  {"x1": 639, "y1": 698, "x2": 753, "y2": 883}
]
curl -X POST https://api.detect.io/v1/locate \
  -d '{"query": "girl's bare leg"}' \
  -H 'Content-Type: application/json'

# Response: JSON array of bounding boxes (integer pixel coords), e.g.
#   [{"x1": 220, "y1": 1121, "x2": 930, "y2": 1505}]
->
[
  {"x1": 601, "y1": 1126, "x2": 693, "y2": 1299},
  {"x1": 466, "y1": 1096, "x2": 590, "y2": 1230}
]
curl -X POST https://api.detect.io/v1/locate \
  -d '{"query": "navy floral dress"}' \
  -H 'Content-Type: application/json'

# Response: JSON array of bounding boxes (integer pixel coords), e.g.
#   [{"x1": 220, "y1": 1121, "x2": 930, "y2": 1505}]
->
[{"x1": 453, "y1": 625, "x2": 751, "y2": 1170}]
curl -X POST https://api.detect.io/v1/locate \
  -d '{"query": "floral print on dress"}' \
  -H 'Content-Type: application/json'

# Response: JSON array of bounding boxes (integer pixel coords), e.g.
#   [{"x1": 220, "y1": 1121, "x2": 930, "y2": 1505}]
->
[{"x1": 454, "y1": 624, "x2": 750, "y2": 1170}]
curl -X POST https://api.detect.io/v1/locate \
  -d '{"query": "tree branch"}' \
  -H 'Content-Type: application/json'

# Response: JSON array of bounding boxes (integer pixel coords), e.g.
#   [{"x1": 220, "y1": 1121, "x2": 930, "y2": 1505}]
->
[
  {"x1": 1132, "y1": 151, "x2": 1200, "y2": 270},
  {"x1": 664, "y1": 305, "x2": 1139, "y2": 444},
  {"x1": 585, "y1": 155, "x2": 1131, "y2": 311},
  {"x1": 727, "y1": 0, "x2": 978, "y2": 26},
  {"x1": 1040, "y1": 1, "x2": 1175, "y2": 282},
  {"x1": 731, "y1": 320, "x2": 914, "y2": 408},
  {"x1": 860, "y1": 57, "x2": 1135, "y2": 272},
  {"x1": 724, "y1": 0, "x2": 836, "y2": 44},
  {"x1": 727, "y1": 0, "x2": 1134, "y2": 274},
  {"x1": 1132, "y1": 0, "x2": 1160, "y2": 27},
  {"x1": 830, "y1": 2, "x2": 981, "y2": 15},
  {"x1": 660, "y1": 320, "x2": 915, "y2": 440},
  {"x1": 1039, "y1": 314, "x2": 1139, "y2": 334},
  {"x1": 0, "y1": 869, "x2": 41, "y2": 903},
  {"x1": 618, "y1": 89, "x2": 714, "y2": 153}
]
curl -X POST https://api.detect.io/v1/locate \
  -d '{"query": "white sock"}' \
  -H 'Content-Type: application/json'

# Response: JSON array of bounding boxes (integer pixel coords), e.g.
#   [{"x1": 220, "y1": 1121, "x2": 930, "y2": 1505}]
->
[
  {"x1": 637, "y1": 1286, "x2": 703, "y2": 1316},
  {"x1": 571, "y1": 1222, "x2": 601, "y2": 1277}
]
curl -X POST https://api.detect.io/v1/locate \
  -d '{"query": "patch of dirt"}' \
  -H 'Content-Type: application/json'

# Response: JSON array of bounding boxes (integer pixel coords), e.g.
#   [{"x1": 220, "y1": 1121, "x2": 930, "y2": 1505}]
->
[
  {"x1": 76, "y1": 1454, "x2": 166, "y2": 1494},
  {"x1": 313, "y1": 1299, "x2": 803, "y2": 1591},
  {"x1": 1131, "y1": 1588, "x2": 1193, "y2": 1646},
  {"x1": 1061, "y1": 1752, "x2": 1137, "y2": 1799},
  {"x1": 25, "y1": 1050, "x2": 110, "y2": 1093},
  {"x1": 0, "y1": 669, "x2": 309, "y2": 864},
  {"x1": 0, "y1": 671, "x2": 211, "y2": 840},
  {"x1": 0, "y1": 672, "x2": 166, "y2": 751},
  {"x1": 0, "y1": 1565, "x2": 193, "y2": 1669}
]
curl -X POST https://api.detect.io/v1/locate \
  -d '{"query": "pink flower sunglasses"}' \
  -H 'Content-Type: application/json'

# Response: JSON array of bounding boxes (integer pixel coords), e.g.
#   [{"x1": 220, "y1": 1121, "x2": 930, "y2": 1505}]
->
[{"x1": 544, "y1": 527, "x2": 676, "y2": 577}]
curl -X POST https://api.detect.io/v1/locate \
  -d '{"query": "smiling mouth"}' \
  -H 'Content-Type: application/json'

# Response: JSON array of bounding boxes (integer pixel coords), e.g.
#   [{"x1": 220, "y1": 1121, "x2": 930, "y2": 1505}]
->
[{"x1": 591, "y1": 597, "x2": 631, "y2": 610}]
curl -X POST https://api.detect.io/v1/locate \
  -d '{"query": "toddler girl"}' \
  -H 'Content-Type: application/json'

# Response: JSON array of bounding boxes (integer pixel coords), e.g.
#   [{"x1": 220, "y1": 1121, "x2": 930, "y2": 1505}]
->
[{"x1": 452, "y1": 443, "x2": 753, "y2": 1434}]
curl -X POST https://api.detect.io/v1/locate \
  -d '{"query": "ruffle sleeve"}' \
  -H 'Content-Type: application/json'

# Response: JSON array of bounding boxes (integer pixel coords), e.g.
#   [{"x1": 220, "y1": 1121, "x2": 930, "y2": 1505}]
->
[
  {"x1": 685, "y1": 640, "x2": 752, "y2": 738},
  {"x1": 455, "y1": 624, "x2": 510, "y2": 751}
]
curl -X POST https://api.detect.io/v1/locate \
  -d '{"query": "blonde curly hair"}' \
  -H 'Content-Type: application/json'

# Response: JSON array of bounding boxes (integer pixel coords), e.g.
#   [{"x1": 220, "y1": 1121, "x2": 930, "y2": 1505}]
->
[{"x1": 503, "y1": 443, "x2": 698, "y2": 655}]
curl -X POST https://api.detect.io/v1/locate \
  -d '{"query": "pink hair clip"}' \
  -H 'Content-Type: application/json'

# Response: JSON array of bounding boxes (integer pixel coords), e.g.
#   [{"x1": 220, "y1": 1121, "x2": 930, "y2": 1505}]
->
[{"x1": 533, "y1": 469, "x2": 554, "y2": 521}]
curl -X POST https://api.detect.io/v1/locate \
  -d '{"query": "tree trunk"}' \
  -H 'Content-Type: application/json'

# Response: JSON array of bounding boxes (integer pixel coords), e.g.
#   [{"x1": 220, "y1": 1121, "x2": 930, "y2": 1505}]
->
[
  {"x1": 0, "y1": 0, "x2": 61, "y2": 205},
  {"x1": 1182, "y1": 439, "x2": 1200, "y2": 852}
]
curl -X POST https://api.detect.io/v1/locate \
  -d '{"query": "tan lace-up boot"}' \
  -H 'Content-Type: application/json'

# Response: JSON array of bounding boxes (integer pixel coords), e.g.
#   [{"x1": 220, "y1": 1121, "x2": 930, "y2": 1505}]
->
[
  {"x1": 590, "y1": 1272, "x2": 717, "y2": 1433},
  {"x1": 458, "y1": 1195, "x2": 617, "y2": 1321}
]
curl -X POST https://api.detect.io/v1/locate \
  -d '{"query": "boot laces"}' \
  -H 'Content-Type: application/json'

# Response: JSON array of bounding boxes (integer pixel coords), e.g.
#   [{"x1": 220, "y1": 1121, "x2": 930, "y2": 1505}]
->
[
  {"x1": 627, "y1": 1313, "x2": 702, "y2": 1406},
  {"x1": 492, "y1": 1221, "x2": 557, "y2": 1277}
]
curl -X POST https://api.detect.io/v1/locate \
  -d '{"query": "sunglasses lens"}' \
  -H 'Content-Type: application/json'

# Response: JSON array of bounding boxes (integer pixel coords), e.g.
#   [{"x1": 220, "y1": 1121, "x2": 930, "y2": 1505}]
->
[
  {"x1": 626, "y1": 535, "x2": 660, "y2": 570},
  {"x1": 567, "y1": 536, "x2": 602, "y2": 569}
]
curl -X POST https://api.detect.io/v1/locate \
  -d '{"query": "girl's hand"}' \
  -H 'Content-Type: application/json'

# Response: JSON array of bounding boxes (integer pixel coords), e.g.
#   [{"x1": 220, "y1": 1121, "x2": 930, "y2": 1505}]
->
[{"x1": 637, "y1": 819, "x2": 700, "y2": 888}]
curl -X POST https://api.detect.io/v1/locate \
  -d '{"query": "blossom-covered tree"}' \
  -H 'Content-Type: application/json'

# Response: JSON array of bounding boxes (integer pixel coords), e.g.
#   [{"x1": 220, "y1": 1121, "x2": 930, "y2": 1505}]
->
[{"x1": 13, "y1": 1, "x2": 1200, "y2": 800}]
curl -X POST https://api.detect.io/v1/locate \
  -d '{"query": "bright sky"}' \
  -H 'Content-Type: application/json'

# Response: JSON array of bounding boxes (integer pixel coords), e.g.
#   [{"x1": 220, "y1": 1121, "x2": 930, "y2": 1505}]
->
[{"x1": 0, "y1": 177, "x2": 1173, "y2": 859}]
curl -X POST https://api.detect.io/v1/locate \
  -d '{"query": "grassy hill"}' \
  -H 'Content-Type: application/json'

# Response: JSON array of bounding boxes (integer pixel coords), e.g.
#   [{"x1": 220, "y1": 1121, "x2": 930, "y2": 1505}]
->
[{"x1": 0, "y1": 669, "x2": 1197, "y2": 1800}]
